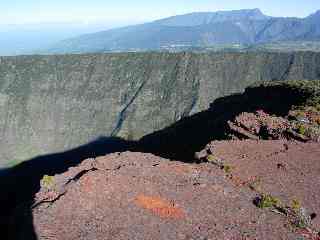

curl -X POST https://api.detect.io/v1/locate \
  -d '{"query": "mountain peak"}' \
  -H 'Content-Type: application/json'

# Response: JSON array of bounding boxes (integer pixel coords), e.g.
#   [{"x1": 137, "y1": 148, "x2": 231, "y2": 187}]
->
[
  {"x1": 307, "y1": 9, "x2": 320, "y2": 19},
  {"x1": 250, "y1": 8, "x2": 264, "y2": 14},
  {"x1": 241, "y1": 8, "x2": 266, "y2": 18},
  {"x1": 218, "y1": 8, "x2": 264, "y2": 14},
  {"x1": 155, "y1": 8, "x2": 269, "y2": 27}
]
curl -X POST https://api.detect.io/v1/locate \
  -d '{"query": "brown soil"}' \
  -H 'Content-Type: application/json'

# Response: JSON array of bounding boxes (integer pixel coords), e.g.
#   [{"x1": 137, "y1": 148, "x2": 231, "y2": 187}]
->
[{"x1": 11, "y1": 140, "x2": 320, "y2": 240}]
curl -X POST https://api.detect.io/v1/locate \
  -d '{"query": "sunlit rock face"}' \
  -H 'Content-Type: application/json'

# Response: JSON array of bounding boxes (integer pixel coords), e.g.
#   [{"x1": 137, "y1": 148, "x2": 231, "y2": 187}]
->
[{"x1": 0, "y1": 52, "x2": 319, "y2": 166}]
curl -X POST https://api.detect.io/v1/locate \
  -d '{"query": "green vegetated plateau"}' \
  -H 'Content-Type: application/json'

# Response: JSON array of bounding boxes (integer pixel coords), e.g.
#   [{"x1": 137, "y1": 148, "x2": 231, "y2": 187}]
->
[{"x1": 0, "y1": 51, "x2": 320, "y2": 167}]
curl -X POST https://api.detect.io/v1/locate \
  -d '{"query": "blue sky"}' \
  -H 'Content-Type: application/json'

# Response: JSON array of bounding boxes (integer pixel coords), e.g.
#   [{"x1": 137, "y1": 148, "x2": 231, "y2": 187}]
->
[{"x1": 1, "y1": 0, "x2": 320, "y2": 25}]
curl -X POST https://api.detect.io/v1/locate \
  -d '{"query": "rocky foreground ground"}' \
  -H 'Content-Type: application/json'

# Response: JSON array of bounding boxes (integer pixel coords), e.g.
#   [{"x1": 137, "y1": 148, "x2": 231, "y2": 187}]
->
[{"x1": 10, "y1": 139, "x2": 320, "y2": 240}]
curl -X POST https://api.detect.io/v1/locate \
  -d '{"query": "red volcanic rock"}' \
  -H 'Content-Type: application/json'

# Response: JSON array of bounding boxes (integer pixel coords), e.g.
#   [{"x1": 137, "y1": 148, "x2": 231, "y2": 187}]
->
[
  {"x1": 202, "y1": 140, "x2": 320, "y2": 233},
  {"x1": 10, "y1": 143, "x2": 320, "y2": 240},
  {"x1": 227, "y1": 110, "x2": 320, "y2": 142}
]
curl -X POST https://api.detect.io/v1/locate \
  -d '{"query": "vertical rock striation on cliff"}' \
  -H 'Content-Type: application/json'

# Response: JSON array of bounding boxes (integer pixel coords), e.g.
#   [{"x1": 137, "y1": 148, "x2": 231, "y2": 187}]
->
[{"x1": 0, "y1": 52, "x2": 320, "y2": 166}]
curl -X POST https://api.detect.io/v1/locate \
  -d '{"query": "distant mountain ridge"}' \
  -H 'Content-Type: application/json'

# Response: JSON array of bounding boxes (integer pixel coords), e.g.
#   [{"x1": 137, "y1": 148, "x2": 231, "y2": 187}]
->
[
  {"x1": 152, "y1": 9, "x2": 270, "y2": 26},
  {"x1": 46, "y1": 9, "x2": 320, "y2": 54}
]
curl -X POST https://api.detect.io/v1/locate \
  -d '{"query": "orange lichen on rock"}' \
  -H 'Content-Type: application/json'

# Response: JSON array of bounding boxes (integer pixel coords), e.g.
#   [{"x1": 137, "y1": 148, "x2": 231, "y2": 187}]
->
[{"x1": 135, "y1": 195, "x2": 185, "y2": 219}]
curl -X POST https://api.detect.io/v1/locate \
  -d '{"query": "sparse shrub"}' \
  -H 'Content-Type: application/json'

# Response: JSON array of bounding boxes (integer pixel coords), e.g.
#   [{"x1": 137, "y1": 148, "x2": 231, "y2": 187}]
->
[
  {"x1": 254, "y1": 194, "x2": 314, "y2": 231},
  {"x1": 206, "y1": 154, "x2": 224, "y2": 168},
  {"x1": 206, "y1": 155, "x2": 234, "y2": 174},
  {"x1": 292, "y1": 199, "x2": 301, "y2": 211},
  {"x1": 255, "y1": 194, "x2": 281, "y2": 209},
  {"x1": 291, "y1": 207, "x2": 312, "y2": 229},
  {"x1": 223, "y1": 165, "x2": 232, "y2": 174},
  {"x1": 295, "y1": 111, "x2": 306, "y2": 118},
  {"x1": 289, "y1": 199, "x2": 312, "y2": 229},
  {"x1": 41, "y1": 175, "x2": 55, "y2": 190},
  {"x1": 297, "y1": 124, "x2": 307, "y2": 135},
  {"x1": 206, "y1": 154, "x2": 216, "y2": 162}
]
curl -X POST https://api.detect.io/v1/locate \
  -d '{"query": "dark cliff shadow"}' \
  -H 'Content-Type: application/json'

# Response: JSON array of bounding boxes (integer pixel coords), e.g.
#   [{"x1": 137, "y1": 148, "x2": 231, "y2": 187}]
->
[
  {"x1": 137, "y1": 84, "x2": 310, "y2": 161},
  {"x1": 0, "y1": 83, "x2": 310, "y2": 239},
  {"x1": 0, "y1": 136, "x2": 136, "y2": 240}
]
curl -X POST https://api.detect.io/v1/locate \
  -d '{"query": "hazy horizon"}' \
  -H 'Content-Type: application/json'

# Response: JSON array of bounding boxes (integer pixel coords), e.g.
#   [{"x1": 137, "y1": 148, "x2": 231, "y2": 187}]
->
[{"x1": 1, "y1": 0, "x2": 320, "y2": 26}]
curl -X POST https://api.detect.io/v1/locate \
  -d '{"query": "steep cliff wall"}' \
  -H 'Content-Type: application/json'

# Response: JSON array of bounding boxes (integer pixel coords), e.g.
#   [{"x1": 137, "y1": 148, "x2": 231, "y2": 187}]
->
[{"x1": 0, "y1": 52, "x2": 320, "y2": 167}]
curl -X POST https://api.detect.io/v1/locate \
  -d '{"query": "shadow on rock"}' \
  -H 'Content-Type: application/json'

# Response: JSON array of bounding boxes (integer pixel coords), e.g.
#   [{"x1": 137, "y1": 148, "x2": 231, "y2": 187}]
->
[
  {"x1": 137, "y1": 83, "x2": 309, "y2": 161},
  {"x1": 0, "y1": 136, "x2": 136, "y2": 240}
]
